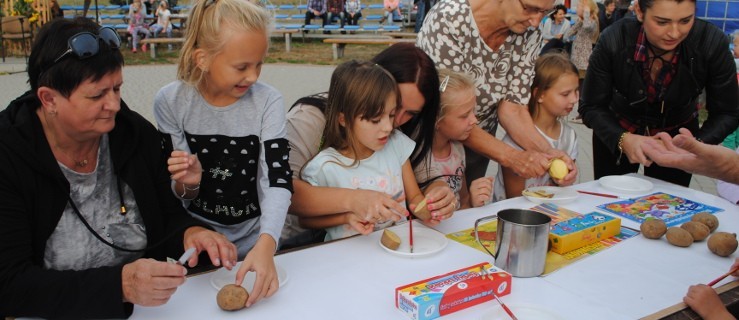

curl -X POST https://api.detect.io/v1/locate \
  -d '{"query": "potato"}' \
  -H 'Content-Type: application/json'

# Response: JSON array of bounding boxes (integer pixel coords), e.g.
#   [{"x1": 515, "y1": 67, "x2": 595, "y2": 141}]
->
[
  {"x1": 217, "y1": 284, "x2": 248, "y2": 311},
  {"x1": 707, "y1": 232, "x2": 738, "y2": 257},
  {"x1": 680, "y1": 221, "x2": 710, "y2": 241},
  {"x1": 691, "y1": 213, "x2": 719, "y2": 233},
  {"x1": 640, "y1": 219, "x2": 667, "y2": 239},
  {"x1": 381, "y1": 229, "x2": 401, "y2": 250},
  {"x1": 666, "y1": 227, "x2": 693, "y2": 247},
  {"x1": 549, "y1": 159, "x2": 569, "y2": 180}
]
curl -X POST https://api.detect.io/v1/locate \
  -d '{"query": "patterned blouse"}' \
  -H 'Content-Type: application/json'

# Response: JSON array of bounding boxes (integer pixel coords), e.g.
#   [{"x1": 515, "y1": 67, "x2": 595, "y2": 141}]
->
[
  {"x1": 565, "y1": 14, "x2": 598, "y2": 71},
  {"x1": 417, "y1": 0, "x2": 542, "y2": 134}
]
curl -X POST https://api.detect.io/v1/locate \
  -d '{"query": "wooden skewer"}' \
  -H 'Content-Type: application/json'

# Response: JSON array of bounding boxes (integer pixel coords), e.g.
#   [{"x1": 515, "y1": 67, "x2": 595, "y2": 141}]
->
[{"x1": 708, "y1": 266, "x2": 739, "y2": 287}]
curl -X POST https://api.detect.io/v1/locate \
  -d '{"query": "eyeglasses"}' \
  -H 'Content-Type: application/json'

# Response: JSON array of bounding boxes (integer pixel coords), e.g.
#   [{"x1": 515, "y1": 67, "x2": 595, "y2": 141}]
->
[
  {"x1": 516, "y1": 0, "x2": 555, "y2": 16},
  {"x1": 51, "y1": 27, "x2": 121, "y2": 65}
]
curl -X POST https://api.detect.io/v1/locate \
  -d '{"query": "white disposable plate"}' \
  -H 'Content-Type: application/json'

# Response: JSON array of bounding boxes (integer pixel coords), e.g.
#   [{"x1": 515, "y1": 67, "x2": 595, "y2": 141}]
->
[
  {"x1": 522, "y1": 186, "x2": 578, "y2": 204},
  {"x1": 598, "y1": 175, "x2": 654, "y2": 193},
  {"x1": 479, "y1": 303, "x2": 565, "y2": 320},
  {"x1": 210, "y1": 263, "x2": 288, "y2": 291},
  {"x1": 379, "y1": 223, "x2": 448, "y2": 258}
]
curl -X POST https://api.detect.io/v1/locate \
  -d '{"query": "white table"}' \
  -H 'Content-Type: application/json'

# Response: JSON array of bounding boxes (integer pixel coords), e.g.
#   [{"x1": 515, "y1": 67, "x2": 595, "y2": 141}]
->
[{"x1": 131, "y1": 174, "x2": 739, "y2": 319}]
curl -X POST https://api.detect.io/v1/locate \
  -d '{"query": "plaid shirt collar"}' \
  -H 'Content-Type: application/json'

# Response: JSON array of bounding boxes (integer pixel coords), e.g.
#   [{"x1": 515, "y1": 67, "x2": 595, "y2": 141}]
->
[{"x1": 632, "y1": 26, "x2": 680, "y2": 104}]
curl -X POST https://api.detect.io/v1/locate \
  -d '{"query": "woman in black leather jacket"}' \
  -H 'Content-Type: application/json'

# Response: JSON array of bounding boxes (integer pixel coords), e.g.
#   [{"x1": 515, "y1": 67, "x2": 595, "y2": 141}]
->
[{"x1": 579, "y1": 0, "x2": 738, "y2": 187}]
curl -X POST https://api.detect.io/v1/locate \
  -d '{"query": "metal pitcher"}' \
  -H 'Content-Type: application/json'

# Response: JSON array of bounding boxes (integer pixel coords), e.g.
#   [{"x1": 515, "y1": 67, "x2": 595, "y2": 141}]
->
[{"x1": 474, "y1": 209, "x2": 551, "y2": 277}]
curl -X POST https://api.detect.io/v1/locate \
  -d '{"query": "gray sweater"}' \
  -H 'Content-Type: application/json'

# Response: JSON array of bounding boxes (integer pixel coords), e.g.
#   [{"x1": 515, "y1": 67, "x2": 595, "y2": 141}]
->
[{"x1": 154, "y1": 80, "x2": 292, "y2": 258}]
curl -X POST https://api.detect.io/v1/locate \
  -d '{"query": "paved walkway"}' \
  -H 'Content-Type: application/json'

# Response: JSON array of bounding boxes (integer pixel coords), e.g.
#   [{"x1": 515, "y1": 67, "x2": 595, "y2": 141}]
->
[{"x1": 0, "y1": 57, "x2": 718, "y2": 195}]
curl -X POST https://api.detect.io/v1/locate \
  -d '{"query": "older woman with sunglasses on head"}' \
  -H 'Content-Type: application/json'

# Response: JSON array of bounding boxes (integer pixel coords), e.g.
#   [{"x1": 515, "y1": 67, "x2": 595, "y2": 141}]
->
[
  {"x1": 417, "y1": 0, "x2": 578, "y2": 190},
  {"x1": 579, "y1": 0, "x2": 739, "y2": 187},
  {"x1": 0, "y1": 18, "x2": 237, "y2": 319}
]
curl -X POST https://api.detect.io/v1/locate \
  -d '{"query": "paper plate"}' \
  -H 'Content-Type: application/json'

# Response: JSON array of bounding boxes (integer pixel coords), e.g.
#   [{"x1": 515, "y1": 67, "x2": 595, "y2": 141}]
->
[
  {"x1": 479, "y1": 303, "x2": 565, "y2": 320},
  {"x1": 598, "y1": 175, "x2": 653, "y2": 194},
  {"x1": 210, "y1": 263, "x2": 288, "y2": 291},
  {"x1": 522, "y1": 186, "x2": 578, "y2": 204},
  {"x1": 379, "y1": 223, "x2": 448, "y2": 258}
]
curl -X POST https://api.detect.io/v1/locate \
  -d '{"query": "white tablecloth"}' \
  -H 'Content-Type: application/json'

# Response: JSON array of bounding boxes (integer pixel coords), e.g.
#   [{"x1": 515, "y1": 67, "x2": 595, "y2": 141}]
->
[{"x1": 131, "y1": 174, "x2": 739, "y2": 319}]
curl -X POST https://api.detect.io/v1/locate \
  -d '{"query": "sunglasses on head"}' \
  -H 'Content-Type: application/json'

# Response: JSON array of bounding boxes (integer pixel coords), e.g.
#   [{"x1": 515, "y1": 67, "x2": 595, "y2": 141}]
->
[{"x1": 52, "y1": 26, "x2": 121, "y2": 65}]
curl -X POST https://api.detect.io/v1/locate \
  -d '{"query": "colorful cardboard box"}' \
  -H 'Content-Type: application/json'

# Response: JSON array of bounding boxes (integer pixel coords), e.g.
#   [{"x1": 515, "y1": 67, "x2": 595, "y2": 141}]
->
[
  {"x1": 549, "y1": 212, "x2": 621, "y2": 254},
  {"x1": 395, "y1": 262, "x2": 511, "y2": 320}
]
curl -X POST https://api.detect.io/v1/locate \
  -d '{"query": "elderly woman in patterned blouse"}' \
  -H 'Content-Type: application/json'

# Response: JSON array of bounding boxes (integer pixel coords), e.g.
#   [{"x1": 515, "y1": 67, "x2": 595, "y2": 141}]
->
[{"x1": 417, "y1": 0, "x2": 577, "y2": 187}]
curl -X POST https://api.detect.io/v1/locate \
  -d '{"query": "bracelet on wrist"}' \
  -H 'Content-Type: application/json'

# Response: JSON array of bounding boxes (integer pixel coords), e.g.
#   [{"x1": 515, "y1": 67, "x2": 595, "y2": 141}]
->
[
  {"x1": 617, "y1": 131, "x2": 629, "y2": 152},
  {"x1": 184, "y1": 183, "x2": 200, "y2": 191}
]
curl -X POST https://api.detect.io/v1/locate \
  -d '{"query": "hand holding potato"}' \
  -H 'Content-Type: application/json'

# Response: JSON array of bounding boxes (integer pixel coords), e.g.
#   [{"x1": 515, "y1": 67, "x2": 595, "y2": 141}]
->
[
  {"x1": 121, "y1": 258, "x2": 187, "y2": 306},
  {"x1": 235, "y1": 234, "x2": 279, "y2": 308},
  {"x1": 421, "y1": 181, "x2": 456, "y2": 223}
]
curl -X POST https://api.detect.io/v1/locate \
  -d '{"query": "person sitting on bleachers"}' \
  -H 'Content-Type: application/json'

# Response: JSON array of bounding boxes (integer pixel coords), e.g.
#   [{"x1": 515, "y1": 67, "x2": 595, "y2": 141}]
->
[
  {"x1": 151, "y1": 1, "x2": 173, "y2": 50},
  {"x1": 128, "y1": 0, "x2": 151, "y2": 53},
  {"x1": 344, "y1": 0, "x2": 362, "y2": 28},
  {"x1": 382, "y1": 0, "x2": 400, "y2": 26},
  {"x1": 305, "y1": 0, "x2": 328, "y2": 31},
  {"x1": 327, "y1": 0, "x2": 345, "y2": 32}
]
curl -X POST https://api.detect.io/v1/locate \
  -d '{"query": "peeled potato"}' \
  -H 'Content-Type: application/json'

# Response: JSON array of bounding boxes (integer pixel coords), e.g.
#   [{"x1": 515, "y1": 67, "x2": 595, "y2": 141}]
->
[
  {"x1": 549, "y1": 159, "x2": 569, "y2": 180},
  {"x1": 381, "y1": 229, "x2": 401, "y2": 250},
  {"x1": 640, "y1": 219, "x2": 667, "y2": 239},
  {"x1": 666, "y1": 227, "x2": 693, "y2": 247},
  {"x1": 681, "y1": 221, "x2": 710, "y2": 241},
  {"x1": 691, "y1": 213, "x2": 719, "y2": 233},
  {"x1": 707, "y1": 232, "x2": 738, "y2": 257},
  {"x1": 217, "y1": 284, "x2": 248, "y2": 311}
]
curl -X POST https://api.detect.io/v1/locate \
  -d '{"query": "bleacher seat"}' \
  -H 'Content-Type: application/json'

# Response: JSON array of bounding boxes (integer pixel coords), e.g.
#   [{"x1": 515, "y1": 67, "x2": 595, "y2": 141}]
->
[
  {"x1": 368, "y1": 4, "x2": 384, "y2": 9},
  {"x1": 363, "y1": 24, "x2": 381, "y2": 31},
  {"x1": 324, "y1": 25, "x2": 340, "y2": 31},
  {"x1": 283, "y1": 24, "x2": 303, "y2": 30},
  {"x1": 303, "y1": 24, "x2": 321, "y2": 31},
  {"x1": 383, "y1": 25, "x2": 401, "y2": 31},
  {"x1": 365, "y1": 14, "x2": 383, "y2": 21},
  {"x1": 105, "y1": 5, "x2": 120, "y2": 10},
  {"x1": 344, "y1": 25, "x2": 360, "y2": 31},
  {"x1": 275, "y1": 14, "x2": 289, "y2": 19},
  {"x1": 291, "y1": 14, "x2": 305, "y2": 19},
  {"x1": 297, "y1": 4, "x2": 307, "y2": 10},
  {"x1": 279, "y1": 4, "x2": 295, "y2": 10}
]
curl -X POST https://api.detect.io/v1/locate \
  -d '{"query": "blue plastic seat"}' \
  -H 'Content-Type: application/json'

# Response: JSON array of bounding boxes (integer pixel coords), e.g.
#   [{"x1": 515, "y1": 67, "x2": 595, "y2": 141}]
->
[
  {"x1": 368, "y1": 4, "x2": 384, "y2": 9},
  {"x1": 292, "y1": 14, "x2": 305, "y2": 19},
  {"x1": 365, "y1": 14, "x2": 382, "y2": 20},
  {"x1": 275, "y1": 14, "x2": 289, "y2": 19},
  {"x1": 383, "y1": 25, "x2": 401, "y2": 31},
  {"x1": 279, "y1": 4, "x2": 295, "y2": 10},
  {"x1": 324, "y1": 25, "x2": 340, "y2": 30},
  {"x1": 363, "y1": 24, "x2": 381, "y2": 30},
  {"x1": 344, "y1": 25, "x2": 360, "y2": 30},
  {"x1": 303, "y1": 24, "x2": 321, "y2": 30},
  {"x1": 283, "y1": 24, "x2": 303, "y2": 30}
]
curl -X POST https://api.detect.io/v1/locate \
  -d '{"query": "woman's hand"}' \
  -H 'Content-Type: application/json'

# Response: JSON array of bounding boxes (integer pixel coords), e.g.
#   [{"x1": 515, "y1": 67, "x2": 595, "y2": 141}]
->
[
  {"x1": 121, "y1": 258, "x2": 187, "y2": 306},
  {"x1": 235, "y1": 235, "x2": 278, "y2": 308},
  {"x1": 622, "y1": 133, "x2": 654, "y2": 167},
  {"x1": 469, "y1": 177, "x2": 493, "y2": 208},
  {"x1": 506, "y1": 149, "x2": 551, "y2": 178},
  {"x1": 167, "y1": 150, "x2": 202, "y2": 186},
  {"x1": 683, "y1": 284, "x2": 733, "y2": 320},
  {"x1": 350, "y1": 189, "x2": 407, "y2": 224},
  {"x1": 183, "y1": 226, "x2": 237, "y2": 269}
]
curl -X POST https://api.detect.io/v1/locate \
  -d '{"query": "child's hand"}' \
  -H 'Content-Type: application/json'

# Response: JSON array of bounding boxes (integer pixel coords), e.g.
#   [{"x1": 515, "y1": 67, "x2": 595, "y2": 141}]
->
[
  {"x1": 683, "y1": 284, "x2": 733, "y2": 320},
  {"x1": 167, "y1": 150, "x2": 202, "y2": 186},
  {"x1": 469, "y1": 177, "x2": 494, "y2": 208},
  {"x1": 546, "y1": 150, "x2": 577, "y2": 186},
  {"x1": 418, "y1": 182, "x2": 456, "y2": 223},
  {"x1": 346, "y1": 212, "x2": 375, "y2": 235},
  {"x1": 235, "y1": 235, "x2": 278, "y2": 308}
]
